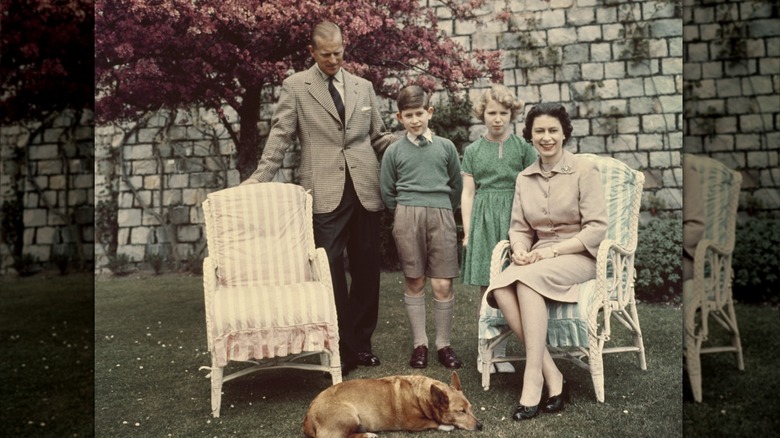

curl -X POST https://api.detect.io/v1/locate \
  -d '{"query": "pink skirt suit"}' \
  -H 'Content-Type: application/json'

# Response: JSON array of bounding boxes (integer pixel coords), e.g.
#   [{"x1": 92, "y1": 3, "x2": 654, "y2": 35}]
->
[{"x1": 486, "y1": 150, "x2": 608, "y2": 307}]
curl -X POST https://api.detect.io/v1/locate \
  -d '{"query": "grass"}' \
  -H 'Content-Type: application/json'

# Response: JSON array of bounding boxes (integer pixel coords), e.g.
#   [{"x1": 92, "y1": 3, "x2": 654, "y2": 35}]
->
[
  {"x1": 0, "y1": 273, "x2": 94, "y2": 437},
  {"x1": 93, "y1": 271, "x2": 684, "y2": 437},
  {"x1": 682, "y1": 304, "x2": 780, "y2": 436}
]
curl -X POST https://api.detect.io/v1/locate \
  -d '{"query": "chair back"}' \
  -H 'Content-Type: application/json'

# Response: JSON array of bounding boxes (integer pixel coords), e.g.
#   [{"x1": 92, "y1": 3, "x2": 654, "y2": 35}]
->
[
  {"x1": 578, "y1": 154, "x2": 645, "y2": 251},
  {"x1": 683, "y1": 154, "x2": 741, "y2": 252},
  {"x1": 203, "y1": 183, "x2": 314, "y2": 288}
]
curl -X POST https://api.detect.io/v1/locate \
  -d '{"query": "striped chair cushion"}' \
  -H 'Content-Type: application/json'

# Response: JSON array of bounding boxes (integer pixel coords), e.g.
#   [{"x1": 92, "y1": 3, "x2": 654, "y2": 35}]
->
[
  {"x1": 206, "y1": 183, "x2": 312, "y2": 287},
  {"x1": 211, "y1": 282, "x2": 339, "y2": 367},
  {"x1": 689, "y1": 156, "x2": 737, "y2": 249},
  {"x1": 479, "y1": 279, "x2": 598, "y2": 348}
]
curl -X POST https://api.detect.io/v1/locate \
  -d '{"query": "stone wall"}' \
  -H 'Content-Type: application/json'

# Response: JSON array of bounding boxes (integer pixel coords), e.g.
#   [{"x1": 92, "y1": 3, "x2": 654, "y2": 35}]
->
[
  {"x1": 0, "y1": 110, "x2": 95, "y2": 274},
  {"x1": 1, "y1": 0, "x2": 776, "y2": 274},
  {"x1": 683, "y1": 0, "x2": 779, "y2": 213}
]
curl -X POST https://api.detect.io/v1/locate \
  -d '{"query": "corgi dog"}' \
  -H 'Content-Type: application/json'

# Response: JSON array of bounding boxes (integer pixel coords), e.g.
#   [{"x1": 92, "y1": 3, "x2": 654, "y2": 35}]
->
[{"x1": 303, "y1": 371, "x2": 482, "y2": 437}]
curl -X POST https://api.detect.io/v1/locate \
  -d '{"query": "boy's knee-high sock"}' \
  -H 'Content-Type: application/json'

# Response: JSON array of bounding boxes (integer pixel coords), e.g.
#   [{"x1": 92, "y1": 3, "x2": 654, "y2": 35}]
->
[
  {"x1": 404, "y1": 294, "x2": 428, "y2": 348},
  {"x1": 434, "y1": 296, "x2": 455, "y2": 351}
]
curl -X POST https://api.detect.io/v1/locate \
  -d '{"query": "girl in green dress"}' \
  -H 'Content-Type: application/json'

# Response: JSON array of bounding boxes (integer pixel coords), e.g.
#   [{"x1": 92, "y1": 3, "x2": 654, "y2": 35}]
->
[{"x1": 461, "y1": 84, "x2": 537, "y2": 373}]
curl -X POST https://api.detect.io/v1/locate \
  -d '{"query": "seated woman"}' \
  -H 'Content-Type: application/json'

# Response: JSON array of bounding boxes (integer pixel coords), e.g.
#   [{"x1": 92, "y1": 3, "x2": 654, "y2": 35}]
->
[{"x1": 485, "y1": 103, "x2": 608, "y2": 420}]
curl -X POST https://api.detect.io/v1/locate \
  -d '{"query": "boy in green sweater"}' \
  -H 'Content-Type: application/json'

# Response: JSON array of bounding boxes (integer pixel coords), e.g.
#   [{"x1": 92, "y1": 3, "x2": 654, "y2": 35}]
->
[{"x1": 380, "y1": 85, "x2": 463, "y2": 369}]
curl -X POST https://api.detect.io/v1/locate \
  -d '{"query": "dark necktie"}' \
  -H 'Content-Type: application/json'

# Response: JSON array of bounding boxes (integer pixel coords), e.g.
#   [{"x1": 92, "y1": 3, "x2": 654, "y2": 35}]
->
[
  {"x1": 328, "y1": 76, "x2": 345, "y2": 124},
  {"x1": 417, "y1": 135, "x2": 429, "y2": 147}
]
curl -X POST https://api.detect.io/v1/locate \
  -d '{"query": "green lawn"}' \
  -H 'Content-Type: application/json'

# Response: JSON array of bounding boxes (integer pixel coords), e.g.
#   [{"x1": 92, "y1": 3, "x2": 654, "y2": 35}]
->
[
  {"x1": 1, "y1": 273, "x2": 94, "y2": 437},
  {"x1": 682, "y1": 305, "x2": 780, "y2": 436},
  {"x1": 93, "y1": 271, "x2": 684, "y2": 437}
]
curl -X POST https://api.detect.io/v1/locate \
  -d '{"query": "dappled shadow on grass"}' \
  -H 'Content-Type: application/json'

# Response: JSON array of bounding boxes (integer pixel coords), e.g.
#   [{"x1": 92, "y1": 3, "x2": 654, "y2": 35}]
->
[{"x1": 683, "y1": 305, "x2": 780, "y2": 436}]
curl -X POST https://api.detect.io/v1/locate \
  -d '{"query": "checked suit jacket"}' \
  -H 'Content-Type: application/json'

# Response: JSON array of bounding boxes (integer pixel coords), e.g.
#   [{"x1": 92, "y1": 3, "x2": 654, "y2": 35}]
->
[{"x1": 249, "y1": 65, "x2": 397, "y2": 214}]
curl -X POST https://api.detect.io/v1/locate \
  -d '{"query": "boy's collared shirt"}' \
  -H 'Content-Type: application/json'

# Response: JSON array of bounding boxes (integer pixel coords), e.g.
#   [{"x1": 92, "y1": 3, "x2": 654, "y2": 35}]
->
[{"x1": 406, "y1": 129, "x2": 433, "y2": 147}]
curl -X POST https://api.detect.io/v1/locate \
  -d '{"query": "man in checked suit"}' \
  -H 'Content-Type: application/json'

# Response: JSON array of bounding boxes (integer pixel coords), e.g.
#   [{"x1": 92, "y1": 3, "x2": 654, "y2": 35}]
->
[{"x1": 242, "y1": 21, "x2": 397, "y2": 375}]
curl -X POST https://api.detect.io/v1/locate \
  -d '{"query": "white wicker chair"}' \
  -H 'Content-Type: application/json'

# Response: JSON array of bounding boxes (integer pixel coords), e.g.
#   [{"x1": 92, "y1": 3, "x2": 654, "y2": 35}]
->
[
  {"x1": 200, "y1": 182, "x2": 341, "y2": 417},
  {"x1": 478, "y1": 154, "x2": 647, "y2": 402},
  {"x1": 683, "y1": 154, "x2": 744, "y2": 403}
]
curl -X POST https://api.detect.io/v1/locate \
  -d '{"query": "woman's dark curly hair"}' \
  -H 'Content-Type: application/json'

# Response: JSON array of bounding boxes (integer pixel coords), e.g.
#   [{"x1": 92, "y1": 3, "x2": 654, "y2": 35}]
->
[{"x1": 521, "y1": 103, "x2": 574, "y2": 145}]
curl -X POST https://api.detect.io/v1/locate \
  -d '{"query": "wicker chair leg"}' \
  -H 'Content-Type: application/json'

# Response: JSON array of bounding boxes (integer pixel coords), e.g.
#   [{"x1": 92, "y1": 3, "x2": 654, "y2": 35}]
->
[
  {"x1": 588, "y1": 344, "x2": 605, "y2": 402},
  {"x1": 685, "y1": 341, "x2": 703, "y2": 403},
  {"x1": 726, "y1": 300, "x2": 745, "y2": 370},
  {"x1": 629, "y1": 301, "x2": 647, "y2": 370},
  {"x1": 479, "y1": 339, "x2": 492, "y2": 390},
  {"x1": 210, "y1": 363, "x2": 224, "y2": 417}
]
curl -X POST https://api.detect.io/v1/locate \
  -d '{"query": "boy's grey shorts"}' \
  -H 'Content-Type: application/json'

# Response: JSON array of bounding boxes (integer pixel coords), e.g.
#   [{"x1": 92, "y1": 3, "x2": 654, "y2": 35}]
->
[{"x1": 392, "y1": 205, "x2": 460, "y2": 279}]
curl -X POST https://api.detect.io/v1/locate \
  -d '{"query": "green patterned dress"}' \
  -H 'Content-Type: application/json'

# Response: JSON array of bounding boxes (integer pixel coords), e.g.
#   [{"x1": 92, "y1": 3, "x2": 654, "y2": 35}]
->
[{"x1": 461, "y1": 134, "x2": 537, "y2": 286}]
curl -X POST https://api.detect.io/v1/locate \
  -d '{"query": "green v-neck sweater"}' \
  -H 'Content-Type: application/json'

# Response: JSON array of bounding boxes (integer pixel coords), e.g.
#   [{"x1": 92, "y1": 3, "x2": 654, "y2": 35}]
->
[{"x1": 379, "y1": 135, "x2": 463, "y2": 211}]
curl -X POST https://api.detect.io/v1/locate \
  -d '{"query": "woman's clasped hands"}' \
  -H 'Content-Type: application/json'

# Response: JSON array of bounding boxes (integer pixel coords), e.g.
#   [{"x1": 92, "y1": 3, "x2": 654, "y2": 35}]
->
[{"x1": 510, "y1": 247, "x2": 556, "y2": 265}]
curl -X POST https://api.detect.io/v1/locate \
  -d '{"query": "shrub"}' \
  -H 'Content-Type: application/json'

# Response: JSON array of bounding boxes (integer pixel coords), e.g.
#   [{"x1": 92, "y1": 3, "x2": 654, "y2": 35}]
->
[
  {"x1": 50, "y1": 251, "x2": 71, "y2": 275},
  {"x1": 145, "y1": 252, "x2": 166, "y2": 275},
  {"x1": 106, "y1": 253, "x2": 133, "y2": 276},
  {"x1": 12, "y1": 253, "x2": 40, "y2": 277},
  {"x1": 635, "y1": 215, "x2": 682, "y2": 304},
  {"x1": 732, "y1": 216, "x2": 780, "y2": 304}
]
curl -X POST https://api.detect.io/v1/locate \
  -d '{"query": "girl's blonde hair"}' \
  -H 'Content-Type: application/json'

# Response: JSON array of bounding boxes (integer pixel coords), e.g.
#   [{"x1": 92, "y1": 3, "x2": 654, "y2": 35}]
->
[{"x1": 473, "y1": 84, "x2": 525, "y2": 122}]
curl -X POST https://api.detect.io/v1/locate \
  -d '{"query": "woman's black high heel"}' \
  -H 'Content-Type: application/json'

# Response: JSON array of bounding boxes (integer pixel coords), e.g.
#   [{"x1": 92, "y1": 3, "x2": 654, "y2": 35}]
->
[
  {"x1": 542, "y1": 379, "x2": 569, "y2": 413},
  {"x1": 512, "y1": 403, "x2": 539, "y2": 421}
]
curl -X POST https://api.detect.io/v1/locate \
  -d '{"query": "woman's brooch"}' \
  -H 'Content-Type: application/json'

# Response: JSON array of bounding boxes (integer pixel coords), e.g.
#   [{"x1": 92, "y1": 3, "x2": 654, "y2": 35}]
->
[{"x1": 560, "y1": 164, "x2": 573, "y2": 174}]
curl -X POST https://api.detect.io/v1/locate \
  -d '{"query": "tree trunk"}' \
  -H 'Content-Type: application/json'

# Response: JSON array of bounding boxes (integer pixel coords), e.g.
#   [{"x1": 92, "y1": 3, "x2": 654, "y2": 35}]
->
[{"x1": 236, "y1": 85, "x2": 263, "y2": 181}]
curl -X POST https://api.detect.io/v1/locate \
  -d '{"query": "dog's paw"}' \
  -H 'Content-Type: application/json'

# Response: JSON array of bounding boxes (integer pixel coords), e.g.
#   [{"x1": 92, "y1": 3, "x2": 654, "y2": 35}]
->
[{"x1": 438, "y1": 425, "x2": 455, "y2": 432}]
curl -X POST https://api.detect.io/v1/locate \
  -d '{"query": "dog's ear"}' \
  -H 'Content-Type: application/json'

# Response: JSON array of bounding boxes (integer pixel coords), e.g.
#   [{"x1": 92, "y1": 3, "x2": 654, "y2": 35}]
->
[
  {"x1": 450, "y1": 371, "x2": 462, "y2": 391},
  {"x1": 431, "y1": 384, "x2": 450, "y2": 409}
]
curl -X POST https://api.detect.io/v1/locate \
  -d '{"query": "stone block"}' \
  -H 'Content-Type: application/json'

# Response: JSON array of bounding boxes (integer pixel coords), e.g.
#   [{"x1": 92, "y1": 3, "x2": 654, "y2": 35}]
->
[
  {"x1": 562, "y1": 44, "x2": 590, "y2": 64},
  {"x1": 163, "y1": 189, "x2": 183, "y2": 206},
  {"x1": 142, "y1": 210, "x2": 162, "y2": 226},
  {"x1": 577, "y1": 26, "x2": 602, "y2": 42},
  {"x1": 177, "y1": 225, "x2": 202, "y2": 243},
  {"x1": 596, "y1": 6, "x2": 616, "y2": 24},
  {"x1": 566, "y1": 7, "x2": 595, "y2": 26},
  {"x1": 642, "y1": 114, "x2": 676, "y2": 133},
  {"x1": 619, "y1": 78, "x2": 645, "y2": 97},
  {"x1": 132, "y1": 159, "x2": 158, "y2": 175},
  {"x1": 144, "y1": 175, "x2": 161, "y2": 190},
  {"x1": 23, "y1": 209, "x2": 47, "y2": 227},
  {"x1": 602, "y1": 23, "x2": 623, "y2": 41},
  {"x1": 42, "y1": 128, "x2": 65, "y2": 143},
  {"x1": 686, "y1": 43, "x2": 709, "y2": 62},
  {"x1": 118, "y1": 244, "x2": 145, "y2": 262},
  {"x1": 617, "y1": 116, "x2": 640, "y2": 134},
  {"x1": 614, "y1": 151, "x2": 647, "y2": 170},
  {"x1": 131, "y1": 227, "x2": 151, "y2": 244},
  {"x1": 124, "y1": 144, "x2": 154, "y2": 160},
  {"x1": 604, "y1": 61, "x2": 627, "y2": 79},
  {"x1": 35, "y1": 227, "x2": 57, "y2": 245},
  {"x1": 606, "y1": 135, "x2": 636, "y2": 152},
  {"x1": 168, "y1": 174, "x2": 189, "y2": 189},
  {"x1": 662, "y1": 57, "x2": 682, "y2": 75},
  {"x1": 582, "y1": 63, "x2": 604, "y2": 80},
  {"x1": 704, "y1": 135, "x2": 734, "y2": 153},
  {"x1": 740, "y1": 114, "x2": 771, "y2": 132},
  {"x1": 29, "y1": 145, "x2": 58, "y2": 160},
  {"x1": 579, "y1": 136, "x2": 606, "y2": 153},
  {"x1": 648, "y1": 39, "x2": 668, "y2": 57},
  {"x1": 190, "y1": 172, "x2": 217, "y2": 188},
  {"x1": 590, "y1": 43, "x2": 612, "y2": 62},
  {"x1": 539, "y1": 83, "x2": 561, "y2": 102},
  {"x1": 626, "y1": 59, "x2": 659, "y2": 77},
  {"x1": 170, "y1": 206, "x2": 190, "y2": 224},
  {"x1": 747, "y1": 151, "x2": 771, "y2": 168},
  {"x1": 118, "y1": 208, "x2": 142, "y2": 227},
  {"x1": 651, "y1": 19, "x2": 682, "y2": 38},
  {"x1": 641, "y1": 169, "x2": 663, "y2": 189},
  {"x1": 73, "y1": 174, "x2": 93, "y2": 189}
]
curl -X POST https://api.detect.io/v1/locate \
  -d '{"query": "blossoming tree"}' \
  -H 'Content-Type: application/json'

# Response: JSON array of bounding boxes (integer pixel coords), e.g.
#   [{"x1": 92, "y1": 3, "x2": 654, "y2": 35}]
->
[{"x1": 95, "y1": 0, "x2": 503, "y2": 179}]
